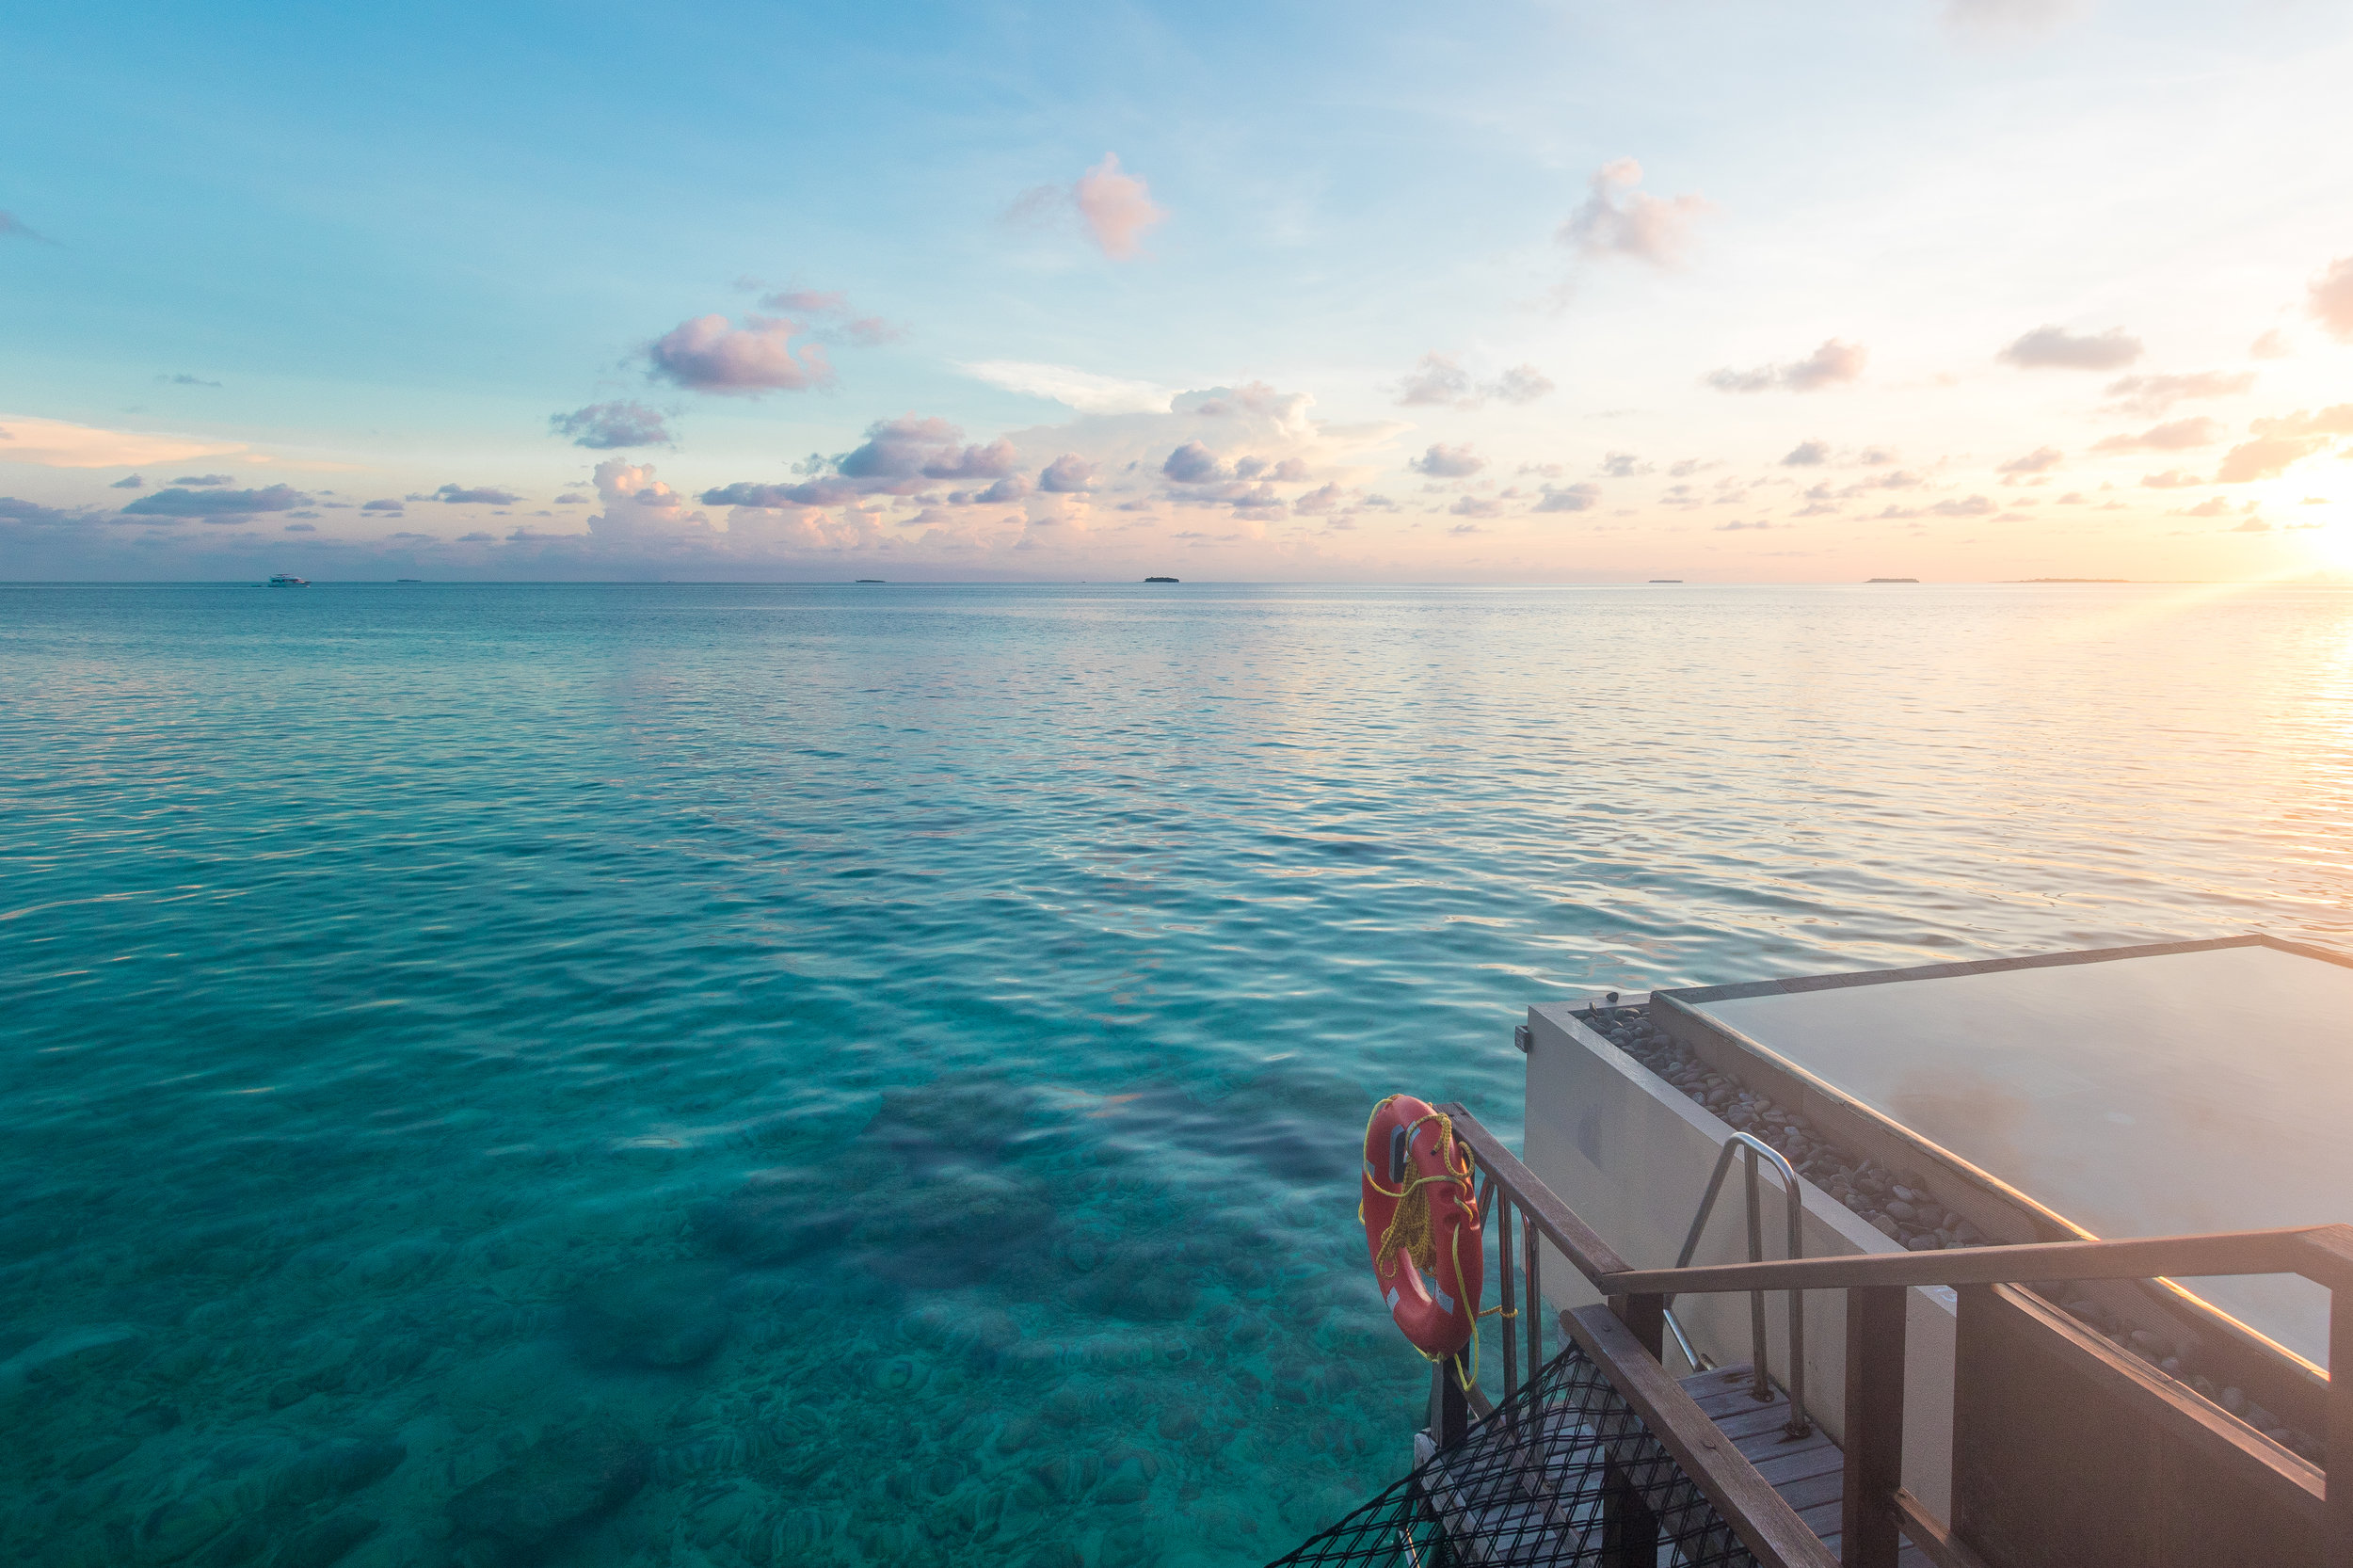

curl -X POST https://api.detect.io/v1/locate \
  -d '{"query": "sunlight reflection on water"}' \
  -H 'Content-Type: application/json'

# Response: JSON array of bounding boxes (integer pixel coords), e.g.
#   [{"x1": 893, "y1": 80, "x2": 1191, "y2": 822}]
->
[{"x1": 3, "y1": 582, "x2": 2348, "y2": 1566}]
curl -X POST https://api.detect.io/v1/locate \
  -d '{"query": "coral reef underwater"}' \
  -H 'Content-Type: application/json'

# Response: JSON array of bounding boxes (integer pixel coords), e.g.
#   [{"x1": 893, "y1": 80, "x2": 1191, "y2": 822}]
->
[{"x1": 0, "y1": 1070, "x2": 1424, "y2": 1568}]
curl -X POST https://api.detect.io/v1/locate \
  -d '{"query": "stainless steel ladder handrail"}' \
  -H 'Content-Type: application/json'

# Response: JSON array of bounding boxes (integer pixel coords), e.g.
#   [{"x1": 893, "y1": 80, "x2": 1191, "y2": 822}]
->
[{"x1": 1662, "y1": 1131, "x2": 1811, "y2": 1437}]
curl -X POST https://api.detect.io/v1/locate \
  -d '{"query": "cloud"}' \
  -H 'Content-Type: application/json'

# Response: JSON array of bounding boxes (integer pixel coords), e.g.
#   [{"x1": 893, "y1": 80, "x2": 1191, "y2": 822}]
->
[
  {"x1": 646, "y1": 314, "x2": 832, "y2": 394},
  {"x1": 456, "y1": 531, "x2": 495, "y2": 542},
  {"x1": 1716, "y1": 520, "x2": 1774, "y2": 531},
  {"x1": 1782, "y1": 440, "x2": 1830, "y2": 467},
  {"x1": 1161, "y1": 440, "x2": 1225, "y2": 484},
  {"x1": 1292, "y1": 483, "x2": 1349, "y2": 515},
  {"x1": 284, "y1": 522, "x2": 315, "y2": 533},
  {"x1": 361, "y1": 499, "x2": 405, "y2": 514},
  {"x1": 757, "y1": 287, "x2": 845, "y2": 313},
  {"x1": 1394, "y1": 354, "x2": 1556, "y2": 409},
  {"x1": 2216, "y1": 436, "x2": 2329, "y2": 484},
  {"x1": 2250, "y1": 405, "x2": 2353, "y2": 439},
  {"x1": 960, "y1": 474, "x2": 1031, "y2": 504},
  {"x1": 551, "y1": 401, "x2": 673, "y2": 450},
  {"x1": 2230, "y1": 517, "x2": 2272, "y2": 532},
  {"x1": 750, "y1": 287, "x2": 904, "y2": 346},
  {"x1": 960, "y1": 360, "x2": 1171, "y2": 414},
  {"x1": 907, "y1": 434, "x2": 1016, "y2": 481},
  {"x1": 1599, "y1": 452, "x2": 1652, "y2": 479},
  {"x1": 1397, "y1": 354, "x2": 1473, "y2": 408},
  {"x1": 1997, "y1": 326, "x2": 2143, "y2": 371},
  {"x1": 109, "y1": 473, "x2": 144, "y2": 488},
  {"x1": 120, "y1": 484, "x2": 308, "y2": 519},
  {"x1": 2092, "y1": 417, "x2": 2223, "y2": 453},
  {"x1": 0, "y1": 414, "x2": 243, "y2": 470},
  {"x1": 1487, "y1": 364, "x2": 1555, "y2": 405},
  {"x1": 2310, "y1": 258, "x2": 2353, "y2": 343},
  {"x1": 554, "y1": 492, "x2": 589, "y2": 504},
  {"x1": 838, "y1": 414, "x2": 1002, "y2": 482},
  {"x1": 2250, "y1": 329, "x2": 2291, "y2": 360},
  {"x1": 1038, "y1": 454, "x2": 1094, "y2": 492},
  {"x1": 0, "y1": 212, "x2": 55, "y2": 245},
  {"x1": 158, "y1": 374, "x2": 222, "y2": 389},
  {"x1": 1409, "y1": 442, "x2": 1484, "y2": 478},
  {"x1": 1043, "y1": 152, "x2": 1168, "y2": 261},
  {"x1": 430, "y1": 484, "x2": 522, "y2": 505},
  {"x1": 707, "y1": 415, "x2": 1020, "y2": 509},
  {"x1": 2101, "y1": 371, "x2": 2256, "y2": 416},
  {"x1": 584, "y1": 458, "x2": 710, "y2": 537},
  {"x1": 0, "y1": 496, "x2": 83, "y2": 525},
  {"x1": 1997, "y1": 446, "x2": 2063, "y2": 474},
  {"x1": 1707, "y1": 339, "x2": 1866, "y2": 393},
  {"x1": 2141, "y1": 470, "x2": 2204, "y2": 488},
  {"x1": 1533, "y1": 483, "x2": 1600, "y2": 512},
  {"x1": 1558, "y1": 158, "x2": 1708, "y2": 267},
  {"x1": 1450, "y1": 495, "x2": 1503, "y2": 518},
  {"x1": 1928, "y1": 495, "x2": 1996, "y2": 516},
  {"x1": 170, "y1": 472, "x2": 234, "y2": 487}
]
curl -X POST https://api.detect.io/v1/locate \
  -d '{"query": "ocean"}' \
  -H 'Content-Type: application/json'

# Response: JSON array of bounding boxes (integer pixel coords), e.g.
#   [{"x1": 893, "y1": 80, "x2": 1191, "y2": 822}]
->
[{"x1": 4, "y1": 581, "x2": 2347, "y2": 1567}]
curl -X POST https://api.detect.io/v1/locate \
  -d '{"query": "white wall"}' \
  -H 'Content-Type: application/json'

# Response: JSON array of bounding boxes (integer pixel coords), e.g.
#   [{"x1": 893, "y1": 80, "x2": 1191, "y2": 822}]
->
[{"x1": 1515, "y1": 1000, "x2": 1957, "y2": 1521}]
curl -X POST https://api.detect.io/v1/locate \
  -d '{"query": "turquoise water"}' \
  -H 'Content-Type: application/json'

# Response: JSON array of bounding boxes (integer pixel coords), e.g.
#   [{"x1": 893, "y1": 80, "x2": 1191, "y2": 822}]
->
[{"x1": 5, "y1": 581, "x2": 2350, "y2": 1568}]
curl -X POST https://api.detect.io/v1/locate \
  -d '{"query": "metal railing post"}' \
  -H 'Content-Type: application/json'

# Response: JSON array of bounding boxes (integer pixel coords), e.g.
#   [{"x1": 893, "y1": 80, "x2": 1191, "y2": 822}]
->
[
  {"x1": 1497, "y1": 1192, "x2": 1519, "y2": 1402},
  {"x1": 1524, "y1": 1210, "x2": 1543, "y2": 1372},
  {"x1": 1745, "y1": 1146, "x2": 1770, "y2": 1404}
]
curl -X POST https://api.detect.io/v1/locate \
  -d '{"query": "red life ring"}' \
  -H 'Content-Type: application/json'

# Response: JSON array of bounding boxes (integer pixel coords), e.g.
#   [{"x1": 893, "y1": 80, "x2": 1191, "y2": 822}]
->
[{"x1": 1359, "y1": 1095, "x2": 1482, "y2": 1358}]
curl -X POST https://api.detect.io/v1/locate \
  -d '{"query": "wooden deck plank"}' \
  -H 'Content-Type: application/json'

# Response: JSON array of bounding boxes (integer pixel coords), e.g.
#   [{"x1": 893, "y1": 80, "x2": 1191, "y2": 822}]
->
[{"x1": 1679, "y1": 1366, "x2": 1941, "y2": 1568}]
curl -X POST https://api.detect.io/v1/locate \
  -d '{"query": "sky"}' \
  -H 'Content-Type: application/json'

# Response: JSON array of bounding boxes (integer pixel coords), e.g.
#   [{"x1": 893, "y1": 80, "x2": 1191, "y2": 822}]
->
[{"x1": 4, "y1": 0, "x2": 2351, "y2": 583}]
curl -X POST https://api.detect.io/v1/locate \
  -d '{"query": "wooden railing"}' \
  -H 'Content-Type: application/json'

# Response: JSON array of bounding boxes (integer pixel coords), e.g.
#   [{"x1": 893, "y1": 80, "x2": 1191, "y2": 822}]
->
[{"x1": 1443, "y1": 1102, "x2": 2353, "y2": 1568}]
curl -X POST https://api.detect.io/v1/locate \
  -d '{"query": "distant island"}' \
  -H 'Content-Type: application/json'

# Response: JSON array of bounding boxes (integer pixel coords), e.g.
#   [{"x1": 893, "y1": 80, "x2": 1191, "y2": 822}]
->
[
  {"x1": 2009, "y1": 578, "x2": 2127, "y2": 584},
  {"x1": 855, "y1": 578, "x2": 885, "y2": 584},
  {"x1": 1865, "y1": 577, "x2": 1919, "y2": 584},
  {"x1": 1649, "y1": 579, "x2": 1682, "y2": 584},
  {"x1": 1144, "y1": 576, "x2": 1179, "y2": 584}
]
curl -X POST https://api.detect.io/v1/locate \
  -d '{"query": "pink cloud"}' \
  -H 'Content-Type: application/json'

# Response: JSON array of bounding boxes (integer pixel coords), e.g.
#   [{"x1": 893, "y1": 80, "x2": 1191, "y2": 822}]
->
[
  {"x1": 1074, "y1": 153, "x2": 1166, "y2": 261},
  {"x1": 1999, "y1": 326, "x2": 2142, "y2": 372},
  {"x1": 2310, "y1": 258, "x2": 2353, "y2": 343},
  {"x1": 2215, "y1": 436, "x2": 2328, "y2": 484},
  {"x1": 2101, "y1": 371, "x2": 2254, "y2": 416},
  {"x1": 1558, "y1": 159, "x2": 1708, "y2": 267},
  {"x1": 647, "y1": 315, "x2": 832, "y2": 395},
  {"x1": 1706, "y1": 339, "x2": 1867, "y2": 394},
  {"x1": 2091, "y1": 417, "x2": 2222, "y2": 453},
  {"x1": 1410, "y1": 443, "x2": 1485, "y2": 478}
]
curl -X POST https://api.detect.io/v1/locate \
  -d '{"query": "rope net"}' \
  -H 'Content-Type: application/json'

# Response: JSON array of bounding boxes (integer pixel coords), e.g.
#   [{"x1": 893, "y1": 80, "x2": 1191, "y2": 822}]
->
[{"x1": 1264, "y1": 1338, "x2": 1763, "y2": 1568}]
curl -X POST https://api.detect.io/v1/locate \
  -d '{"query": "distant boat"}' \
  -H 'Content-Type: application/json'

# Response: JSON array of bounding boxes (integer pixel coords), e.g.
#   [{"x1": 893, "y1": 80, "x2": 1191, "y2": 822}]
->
[
  {"x1": 395, "y1": 578, "x2": 422, "y2": 584},
  {"x1": 1649, "y1": 579, "x2": 1683, "y2": 584},
  {"x1": 267, "y1": 574, "x2": 309, "y2": 587},
  {"x1": 855, "y1": 579, "x2": 886, "y2": 584},
  {"x1": 1144, "y1": 576, "x2": 1179, "y2": 584},
  {"x1": 1865, "y1": 577, "x2": 1920, "y2": 584}
]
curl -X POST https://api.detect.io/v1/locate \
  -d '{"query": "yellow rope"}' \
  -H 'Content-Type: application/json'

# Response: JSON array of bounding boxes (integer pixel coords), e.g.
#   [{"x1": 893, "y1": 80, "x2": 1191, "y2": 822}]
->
[{"x1": 1371, "y1": 1112, "x2": 1472, "y2": 1276}]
